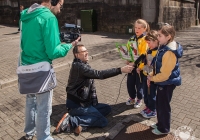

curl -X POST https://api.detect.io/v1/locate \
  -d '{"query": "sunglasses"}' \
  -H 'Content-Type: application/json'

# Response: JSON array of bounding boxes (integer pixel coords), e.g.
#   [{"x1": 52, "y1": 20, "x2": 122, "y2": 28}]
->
[{"x1": 58, "y1": 2, "x2": 63, "y2": 9}]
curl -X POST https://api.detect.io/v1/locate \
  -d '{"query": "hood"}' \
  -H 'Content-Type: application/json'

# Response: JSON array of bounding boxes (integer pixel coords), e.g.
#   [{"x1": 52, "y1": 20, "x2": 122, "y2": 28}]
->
[
  {"x1": 167, "y1": 41, "x2": 183, "y2": 58},
  {"x1": 21, "y1": 3, "x2": 51, "y2": 22}
]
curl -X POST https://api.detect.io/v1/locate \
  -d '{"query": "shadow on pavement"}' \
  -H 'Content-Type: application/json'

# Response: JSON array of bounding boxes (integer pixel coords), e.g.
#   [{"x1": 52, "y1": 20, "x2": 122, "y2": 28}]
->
[
  {"x1": 50, "y1": 102, "x2": 145, "y2": 138},
  {"x1": 51, "y1": 104, "x2": 68, "y2": 127},
  {"x1": 112, "y1": 121, "x2": 174, "y2": 140},
  {"x1": 86, "y1": 121, "x2": 174, "y2": 140},
  {"x1": 18, "y1": 136, "x2": 25, "y2": 140},
  {"x1": 3, "y1": 32, "x2": 19, "y2": 35},
  {"x1": 51, "y1": 102, "x2": 132, "y2": 127}
]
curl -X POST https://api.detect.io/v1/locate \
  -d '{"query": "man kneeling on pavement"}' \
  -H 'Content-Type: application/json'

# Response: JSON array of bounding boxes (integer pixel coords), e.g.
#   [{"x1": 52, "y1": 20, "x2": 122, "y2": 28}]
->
[{"x1": 53, "y1": 44, "x2": 134, "y2": 135}]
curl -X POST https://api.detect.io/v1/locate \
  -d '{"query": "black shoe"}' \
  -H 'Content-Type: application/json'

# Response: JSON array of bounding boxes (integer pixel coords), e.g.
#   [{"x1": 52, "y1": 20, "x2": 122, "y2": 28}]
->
[
  {"x1": 53, "y1": 113, "x2": 71, "y2": 134},
  {"x1": 24, "y1": 134, "x2": 33, "y2": 140}
]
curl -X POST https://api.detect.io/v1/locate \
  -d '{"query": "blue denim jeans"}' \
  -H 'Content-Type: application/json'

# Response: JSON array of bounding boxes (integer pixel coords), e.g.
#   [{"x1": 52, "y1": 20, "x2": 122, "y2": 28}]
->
[
  {"x1": 67, "y1": 99, "x2": 111, "y2": 128},
  {"x1": 24, "y1": 90, "x2": 54, "y2": 140},
  {"x1": 142, "y1": 76, "x2": 157, "y2": 111}
]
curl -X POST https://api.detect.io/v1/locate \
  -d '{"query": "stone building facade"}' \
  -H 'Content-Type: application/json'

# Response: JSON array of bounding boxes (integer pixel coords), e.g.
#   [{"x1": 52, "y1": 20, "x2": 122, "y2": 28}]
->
[
  {"x1": 158, "y1": 0, "x2": 196, "y2": 30},
  {"x1": 0, "y1": 0, "x2": 197, "y2": 33}
]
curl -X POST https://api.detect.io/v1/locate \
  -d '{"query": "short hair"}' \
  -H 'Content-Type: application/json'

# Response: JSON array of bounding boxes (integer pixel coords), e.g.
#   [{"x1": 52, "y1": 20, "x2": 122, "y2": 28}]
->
[
  {"x1": 158, "y1": 23, "x2": 175, "y2": 42},
  {"x1": 73, "y1": 44, "x2": 84, "y2": 57},
  {"x1": 145, "y1": 30, "x2": 158, "y2": 41}
]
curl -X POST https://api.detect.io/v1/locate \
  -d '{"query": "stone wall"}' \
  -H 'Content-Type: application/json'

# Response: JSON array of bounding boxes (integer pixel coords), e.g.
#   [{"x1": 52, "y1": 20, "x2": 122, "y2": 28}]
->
[
  {"x1": 0, "y1": 0, "x2": 141, "y2": 33},
  {"x1": 0, "y1": 0, "x2": 197, "y2": 32},
  {"x1": 57, "y1": 2, "x2": 141, "y2": 33},
  {"x1": 160, "y1": 0, "x2": 196, "y2": 30},
  {"x1": 0, "y1": 6, "x2": 19, "y2": 25}
]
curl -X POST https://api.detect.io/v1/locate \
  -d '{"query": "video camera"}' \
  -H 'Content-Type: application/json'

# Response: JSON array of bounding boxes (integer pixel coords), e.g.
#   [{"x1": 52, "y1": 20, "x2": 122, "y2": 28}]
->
[{"x1": 60, "y1": 23, "x2": 82, "y2": 43}]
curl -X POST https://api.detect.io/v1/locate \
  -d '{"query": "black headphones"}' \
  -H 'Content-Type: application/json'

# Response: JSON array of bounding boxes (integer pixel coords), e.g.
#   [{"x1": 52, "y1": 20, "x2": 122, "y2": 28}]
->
[{"x1": 51, "y1": 0, "x2": 59, "y2": 6}]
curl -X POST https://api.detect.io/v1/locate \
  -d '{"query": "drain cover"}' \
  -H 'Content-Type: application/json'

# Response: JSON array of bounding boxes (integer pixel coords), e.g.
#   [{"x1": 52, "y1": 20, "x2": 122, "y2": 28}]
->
[{"x1": 113, "y1": 121, "x2": 174, "y2": 140}]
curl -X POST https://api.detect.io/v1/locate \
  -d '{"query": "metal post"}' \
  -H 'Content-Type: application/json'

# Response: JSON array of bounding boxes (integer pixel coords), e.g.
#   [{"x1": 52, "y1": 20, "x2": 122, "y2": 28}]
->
[{"x1": 196, "y1": 0, "x2": 199, "y2": 25}]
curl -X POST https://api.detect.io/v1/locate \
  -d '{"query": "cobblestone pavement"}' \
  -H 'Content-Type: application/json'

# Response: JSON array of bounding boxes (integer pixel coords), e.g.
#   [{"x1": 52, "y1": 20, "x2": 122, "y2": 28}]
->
[
  {"x1": 0, "y1": 25, "x2": 129, "y2": 87},
  {"x1": 0, "y1": 25, "x2": 200, "y2": 140}
]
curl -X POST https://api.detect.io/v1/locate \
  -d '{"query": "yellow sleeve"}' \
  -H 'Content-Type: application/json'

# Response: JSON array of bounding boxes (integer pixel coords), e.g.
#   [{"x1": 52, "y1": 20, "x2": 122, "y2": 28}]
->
[
  {"x1": 151, "y1": 51, "x2": 176, "y2": 82},
  {"x1": 138, "y1": 63, "x2": 144, "y2": 70},
  {"x1": 138, "y1": 38, "x2": 148, "y2": 55}
]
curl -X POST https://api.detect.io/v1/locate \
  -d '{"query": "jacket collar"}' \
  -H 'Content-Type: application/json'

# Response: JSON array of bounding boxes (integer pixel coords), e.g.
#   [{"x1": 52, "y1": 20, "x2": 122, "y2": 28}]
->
[
  {"x1": 130, "y1": 33, "x2": 145, "y2": 41},
  {"x1": 73, "y1": 58, "x2": 87, "y2": 64},
  {"x1": 147, "y1": 47, "x2": 158, "y2": 54},
  {"x1": 159, "y1": 45, "x2": 170, "y2": 51}
]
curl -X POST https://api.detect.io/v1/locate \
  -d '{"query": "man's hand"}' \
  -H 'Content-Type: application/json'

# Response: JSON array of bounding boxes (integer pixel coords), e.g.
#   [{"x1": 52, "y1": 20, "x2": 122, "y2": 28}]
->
[
  {"x1": 128, "y1": 61, "x2": 135, "y2": 66},
  {"x1": 71, "y1": 37, "x2": 81, "y2": 47},
  {"x1": 121, "y1": 65, "x2": 134, "y2": 73},
  {"x1": 125, "y1": 61, "x2": 134, "y2": 66}
]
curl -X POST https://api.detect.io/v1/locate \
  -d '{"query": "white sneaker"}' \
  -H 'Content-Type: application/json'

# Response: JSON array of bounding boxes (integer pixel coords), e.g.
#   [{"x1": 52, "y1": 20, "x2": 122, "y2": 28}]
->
[
  {"x1": 126, "y1": 98, "x2": 136, "y2": 105},
  {"x1": 152, "y1": 128, "x2": 169, "y2": 135},
  {"x1": 134, "y1": 100, "x2": 142, "y2": 108},
  {"x1": 151, "y1": 124, "x2": 157, "y2": 129}
]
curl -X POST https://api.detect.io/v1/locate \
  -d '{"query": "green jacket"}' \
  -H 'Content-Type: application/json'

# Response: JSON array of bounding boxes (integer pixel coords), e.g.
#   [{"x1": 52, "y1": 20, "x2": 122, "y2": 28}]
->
[{"x1": 20, "y1": 3, "x2": 72, "y2": 65}]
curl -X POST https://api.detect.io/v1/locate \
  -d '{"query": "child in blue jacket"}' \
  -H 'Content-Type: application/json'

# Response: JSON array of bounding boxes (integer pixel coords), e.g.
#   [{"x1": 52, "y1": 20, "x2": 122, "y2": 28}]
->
[{"x1": 147, "y1": 23, "x2": 183, "y2": 135}]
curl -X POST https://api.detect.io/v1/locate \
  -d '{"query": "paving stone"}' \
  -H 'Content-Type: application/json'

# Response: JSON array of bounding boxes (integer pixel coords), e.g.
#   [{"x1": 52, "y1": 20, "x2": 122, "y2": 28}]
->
[
  {"x1": 182, "y1": 117, "x2": 192, "y2": 126},
  {"x1": 0, "y1": 26, "x2": 200, "y2": 139}
]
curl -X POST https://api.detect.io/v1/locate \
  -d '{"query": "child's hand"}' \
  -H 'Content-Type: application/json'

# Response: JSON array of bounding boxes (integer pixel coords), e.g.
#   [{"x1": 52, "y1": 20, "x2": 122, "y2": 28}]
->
[
  {"x1": 147, "y1": 79, "x2": 150, "y2": 87},
  {"x1": 136, "y1": 68, "x2": 141, "y2": 74},
  {"x1": 147, "y1": 60, "x2": 151, "y2": 66},
  {"x1": 147, "y1": 75, "x2": 152, "y2": 81}
]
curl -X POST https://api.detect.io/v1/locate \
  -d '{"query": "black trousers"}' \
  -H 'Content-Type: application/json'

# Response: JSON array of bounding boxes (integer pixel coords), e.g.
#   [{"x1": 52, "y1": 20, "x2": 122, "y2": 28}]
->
[
  {"x1": 127, "y1": 68, "x2": 144, "y2": 100},
  {"x1": 156, "y1": 84, "x2": 176, "y2": 133}
]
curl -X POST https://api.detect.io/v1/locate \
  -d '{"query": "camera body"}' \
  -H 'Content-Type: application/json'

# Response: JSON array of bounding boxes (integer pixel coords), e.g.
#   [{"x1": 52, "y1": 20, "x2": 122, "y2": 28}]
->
[{"x1": 60, "y1": 23, "x2": 82, "y2": 43}]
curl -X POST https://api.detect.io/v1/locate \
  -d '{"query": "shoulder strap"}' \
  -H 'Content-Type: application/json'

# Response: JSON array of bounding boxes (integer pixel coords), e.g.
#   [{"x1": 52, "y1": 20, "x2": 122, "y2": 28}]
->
[{"x1": 18, "y1": 21, "x2": 22, "y2": 66}]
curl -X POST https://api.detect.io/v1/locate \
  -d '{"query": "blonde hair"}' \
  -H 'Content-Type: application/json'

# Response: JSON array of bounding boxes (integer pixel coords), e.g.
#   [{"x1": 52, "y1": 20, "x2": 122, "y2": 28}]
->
[
  {"x1": 132, "y1": 19, "x2": 150, "y2": 33},
  {"x1": 158, "y1": 23, "x2": 175, "y2": 42},
  {"x1": 145, "y1": 30, "x2": 158, "y2": 41}
]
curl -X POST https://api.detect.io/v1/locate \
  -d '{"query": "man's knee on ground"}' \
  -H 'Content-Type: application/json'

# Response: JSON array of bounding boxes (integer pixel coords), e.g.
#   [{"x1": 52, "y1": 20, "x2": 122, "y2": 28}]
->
[{"x1": 99, "y1": 118, "x2": 108, "y2": 128}]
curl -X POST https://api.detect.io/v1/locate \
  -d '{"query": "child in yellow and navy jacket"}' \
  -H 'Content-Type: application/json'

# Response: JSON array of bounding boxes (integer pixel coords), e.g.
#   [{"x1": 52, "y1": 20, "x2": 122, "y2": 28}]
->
[
  {"x1": 126, "y1": 19, "x2": 149, "y2": 108},
  {"x1": 147, "y1": 23, "x2": 183, "y2": 135},
  {"x1": 138, "y1": 30, "x2": 159, "y2": 119}
]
